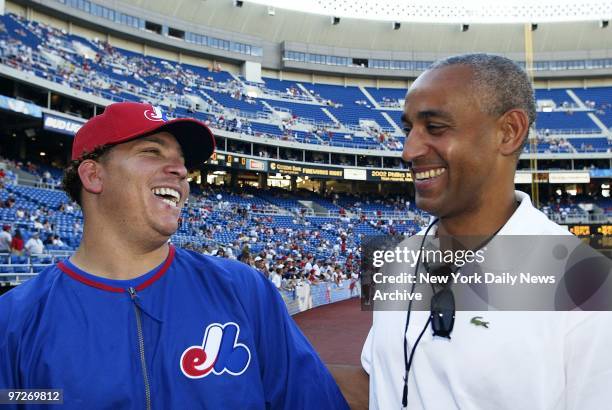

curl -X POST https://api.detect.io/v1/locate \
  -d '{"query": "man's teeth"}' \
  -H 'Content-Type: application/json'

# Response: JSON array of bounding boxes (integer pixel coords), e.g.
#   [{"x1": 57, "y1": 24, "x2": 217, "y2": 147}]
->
[
  {"x1": 161, "y1": 198, "x2": 178, "y2": 207},
  {"x1": 415, "y1": 168, "x2": 446, "y2": 181},
  {"x1": 152, "y1": 187, "x2": 181, "y2": 206}
]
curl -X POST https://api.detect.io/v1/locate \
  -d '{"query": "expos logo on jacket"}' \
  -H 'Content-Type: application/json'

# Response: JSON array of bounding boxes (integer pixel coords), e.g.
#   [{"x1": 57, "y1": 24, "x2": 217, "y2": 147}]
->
[{"x1": 180, "y1": 322, "x2": 251, "y2": 378}]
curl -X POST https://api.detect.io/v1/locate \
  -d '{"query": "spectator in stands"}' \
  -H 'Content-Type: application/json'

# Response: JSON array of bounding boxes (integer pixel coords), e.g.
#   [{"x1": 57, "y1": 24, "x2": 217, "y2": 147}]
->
[
  {"x1": 65, "y1": 202, "x2": 75, "y2": 213},
  {"x1": 253, "y1": 255, "x2": 267, "y2": 273},
  {"x1": 13, "y1": 206, "x2": 25, "y2": 219},
  {"x1": 349, "y1": 271, "x2": 359, "y2": 297},
  {"x1": 43, "y1": 233, "x2": 54, "y2": 246},
  {"x1": 10, "y1": 229, "x2": 24, "y2": 255},
  {"x1": 332, "y1": 265, "x2": 344, "y2": 287},
  {"x1": 307, "y1": 269, "x2": 319, "y2": 284},
  {"x1": 318, "y1": 263, "x2": 332, "y2": 281},
  {"x1": 42, "y1": 220, "x2": 53, "y2": 233},
  {"x1": 0, "y1": 225, "x2": 11, "y2": 253},
  {"x1": 238, "y1": 245, "x2": 251, "y2": 264},
  {"x1": 72, "y1": 220, "x2": 82, "y2": 234},
  {"x1": 52, "y1": 234, "x2": 65, "y2": 247},
  {"x1": 269, "y1": 267, "x2": 282, "y2": 289},
  {"x1": 303, "y1": 256, "x2": 313, "y2": 274},
  {"x1": 24, "y1": 231, "x2": 44, "y2": 255},
  {"x1": 42, "y1": 170, "x2": 52, "y2": 184}
]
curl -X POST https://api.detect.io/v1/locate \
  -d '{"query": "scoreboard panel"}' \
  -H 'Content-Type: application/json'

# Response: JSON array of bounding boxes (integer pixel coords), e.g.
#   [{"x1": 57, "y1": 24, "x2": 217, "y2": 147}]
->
[{"x1": 567, "y1": 224, "x2": 612, "y2": 237}]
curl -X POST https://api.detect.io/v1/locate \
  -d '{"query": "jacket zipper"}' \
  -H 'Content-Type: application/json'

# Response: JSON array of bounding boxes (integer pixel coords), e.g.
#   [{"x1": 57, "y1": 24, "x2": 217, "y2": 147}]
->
[{"x1": 128, "y1": 287, "x2": 152, "y2": 410}]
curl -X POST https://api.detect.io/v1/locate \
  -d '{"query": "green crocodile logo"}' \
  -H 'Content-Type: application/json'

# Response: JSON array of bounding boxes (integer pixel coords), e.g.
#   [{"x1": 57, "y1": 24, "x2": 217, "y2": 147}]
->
[{"x1": 470, "y1": 316, "x2": 489, "y2": 328}]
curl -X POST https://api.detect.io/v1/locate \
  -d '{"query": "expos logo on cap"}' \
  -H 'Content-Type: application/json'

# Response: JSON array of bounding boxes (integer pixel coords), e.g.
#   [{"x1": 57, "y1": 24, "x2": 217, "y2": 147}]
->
[
  {"x1": 144, "y1": 106, "x2": 168, "y2": 122},
  {"x1": 72, "y1": 102, "x2": 216, "y2": 166},
  {"x1": 180, "y1": 322, "x2": 251, "y2": 379}
]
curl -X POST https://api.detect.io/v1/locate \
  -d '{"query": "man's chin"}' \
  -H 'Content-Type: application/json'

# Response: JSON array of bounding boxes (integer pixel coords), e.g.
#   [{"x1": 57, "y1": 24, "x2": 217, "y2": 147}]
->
[
  {"x1": 155, "y1": 222, "x2": 179, "y2": 239},
  {"x1": 415, "y1": 196, "x2": 443, "y2": 217}
]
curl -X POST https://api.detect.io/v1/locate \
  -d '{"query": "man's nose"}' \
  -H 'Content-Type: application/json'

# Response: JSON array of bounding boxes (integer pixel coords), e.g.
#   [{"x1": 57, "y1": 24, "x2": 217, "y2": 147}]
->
[
  {"x1": 165, "y1": 156, "x2": 188, "y2": 179},
  {"x1": 401, "y1": 128, "x2": 429, "y2": 164}
]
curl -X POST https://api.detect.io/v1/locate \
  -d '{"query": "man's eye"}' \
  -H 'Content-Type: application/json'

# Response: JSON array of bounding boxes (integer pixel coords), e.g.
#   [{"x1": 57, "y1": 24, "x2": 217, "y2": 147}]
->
[
  {"x1": 427, "y1": 124, "x2": 446, "y2": 133},
  {"x1": 142, "y1": 148, "x2": 160, "y2": 154},
  {"x1": 402, "y1": 126, "x2": 412, "y2": 135}
]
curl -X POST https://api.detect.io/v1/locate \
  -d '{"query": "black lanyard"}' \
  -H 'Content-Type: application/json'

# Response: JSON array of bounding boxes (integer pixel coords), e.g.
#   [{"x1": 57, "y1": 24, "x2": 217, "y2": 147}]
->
[{"x1": 401, "y1": 219, "x2": 504, "y2": 408}]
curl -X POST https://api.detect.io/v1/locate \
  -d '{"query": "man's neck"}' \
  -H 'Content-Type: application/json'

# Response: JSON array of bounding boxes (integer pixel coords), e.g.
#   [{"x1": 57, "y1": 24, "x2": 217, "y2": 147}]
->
[
  {"x1": 71, "y1": 225, "x2": 170, "y2": 280},
  {"x1": 437, "y1": 190, "x2": 518, "y2": 239}
]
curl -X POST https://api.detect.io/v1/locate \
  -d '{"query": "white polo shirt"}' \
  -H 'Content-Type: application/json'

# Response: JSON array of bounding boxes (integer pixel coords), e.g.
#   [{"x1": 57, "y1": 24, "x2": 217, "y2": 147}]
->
[
  {"x1": 361, "y1": 191, "x2": 612, "y2": 410},
  {"x1": 24, "y1": 237, "x2": 44, "y2": 255},
  {"x1": 0, "y1": 230, "x2": 11, "y2": 252}
]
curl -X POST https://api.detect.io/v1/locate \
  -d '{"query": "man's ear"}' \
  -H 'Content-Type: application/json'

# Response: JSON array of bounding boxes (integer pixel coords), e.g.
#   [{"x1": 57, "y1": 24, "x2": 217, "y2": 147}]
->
[
  {"x1": 77, "y1": 159, "x2": 104, "y2": 195},
  {"x1": 498, "y1": 109, "x2": 530, "y2": 156}
]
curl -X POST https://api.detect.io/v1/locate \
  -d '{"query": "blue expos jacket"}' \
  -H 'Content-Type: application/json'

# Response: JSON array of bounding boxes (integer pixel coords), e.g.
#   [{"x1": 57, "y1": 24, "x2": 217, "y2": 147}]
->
[{"x1": 0, "y1": 246, "x2": 349, "y2": 409}]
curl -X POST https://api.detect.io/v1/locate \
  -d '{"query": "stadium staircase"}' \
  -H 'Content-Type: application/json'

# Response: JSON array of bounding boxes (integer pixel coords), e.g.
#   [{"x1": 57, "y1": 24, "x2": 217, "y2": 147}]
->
[
  {"x1": 587, "y1": 113, "x2": 611, "y2": 136},
  {"x1": 298, "y1": 200, "x2": 327, "y2": 215},
  {"x1": 296, "y1": 83, "x2": 318, "y2": 102},
  {"x1": 358, "y1": 86, "x2": 381, "y2": 109},
  {"x1": 260, "y1": 100, "x2": 276, "y2": 114},
  {"x1": 321, "y1": 107, "x2": 341, "y2": 125},
  {"x1": 566, "y1": 89, "x2": 588, "y2": 109},
  {"x1": 11, "y1": 168, "x2": 40, "y2": 187},
  {"x1": 381, "y1": 112, "x2": 403, "y2": 134}
]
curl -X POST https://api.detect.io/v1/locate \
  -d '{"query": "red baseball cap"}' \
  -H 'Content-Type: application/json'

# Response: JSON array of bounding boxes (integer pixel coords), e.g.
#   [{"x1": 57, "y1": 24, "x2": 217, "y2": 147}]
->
[{"x1": 72, "y1": 102, "x2": 215, "y2": 167}]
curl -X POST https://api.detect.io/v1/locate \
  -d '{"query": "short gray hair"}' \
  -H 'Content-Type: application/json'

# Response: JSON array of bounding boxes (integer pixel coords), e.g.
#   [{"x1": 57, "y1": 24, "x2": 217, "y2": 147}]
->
[{"x1": 429, "y1": 53, "x2": 536, "y2": 146}]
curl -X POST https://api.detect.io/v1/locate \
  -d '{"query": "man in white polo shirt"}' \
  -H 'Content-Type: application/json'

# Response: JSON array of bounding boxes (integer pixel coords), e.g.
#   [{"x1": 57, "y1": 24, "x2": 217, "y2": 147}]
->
[
  {"x1": 0, "y1": 225, "x2": 11, "y2": 253},
  {"x1": 24, "y1": 232, "x2": 44, "y2": 255},
  {"x1": 360, "y1": 54, "x2": 612, "y2": 409}
]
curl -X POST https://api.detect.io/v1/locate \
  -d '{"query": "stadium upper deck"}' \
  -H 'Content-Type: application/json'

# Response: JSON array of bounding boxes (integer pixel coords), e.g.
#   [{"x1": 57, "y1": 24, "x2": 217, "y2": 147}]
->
[{"x1": 0, "y1": 12, "x2": 611, "y2": 156}]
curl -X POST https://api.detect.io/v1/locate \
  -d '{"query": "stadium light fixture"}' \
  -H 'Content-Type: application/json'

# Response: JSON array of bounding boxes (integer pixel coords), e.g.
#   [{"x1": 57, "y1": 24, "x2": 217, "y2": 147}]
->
[
  {"x1": 246, "y1": 0, "x2": 612, "y2": 24},
  {"x1": 331, "y1": 16, "x2": 340, "y2": 25},
  {"x1": 460, "y1": 24, "x2": 469, "y2": 32},
  {"x1": 234, "y1": 0, "x2": 243, "y2": 7},
  {"x1": 600, "y1": 20, "x2": 609, "y2": 28},
  {"x1": 531, "y1": 23, "x2": 538, "y2": 31},
  {"x1": 393, "y1": 21, "x2": 401, "y2": 30},
  {"x1": 267, "y1": 6, "x2": 275, "y2": 15}
]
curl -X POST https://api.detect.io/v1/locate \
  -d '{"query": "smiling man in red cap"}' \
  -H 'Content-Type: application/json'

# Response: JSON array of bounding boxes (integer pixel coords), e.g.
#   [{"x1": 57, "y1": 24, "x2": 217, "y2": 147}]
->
[{"x1": 0, "y1": 102, "x2": 348, "y2": 409}]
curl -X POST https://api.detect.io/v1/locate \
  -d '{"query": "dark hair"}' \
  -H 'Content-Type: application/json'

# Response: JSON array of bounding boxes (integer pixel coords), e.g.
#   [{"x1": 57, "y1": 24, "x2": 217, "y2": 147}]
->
[{"x1": 62, "y1": 145, "x2": 114, "y2": 206}]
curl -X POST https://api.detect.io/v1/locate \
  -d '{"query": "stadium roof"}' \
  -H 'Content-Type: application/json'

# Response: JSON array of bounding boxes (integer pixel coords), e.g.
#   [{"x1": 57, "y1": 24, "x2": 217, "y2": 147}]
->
[{"x1": 246, "y1": 0, "x2": 612, "y2": 24}]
